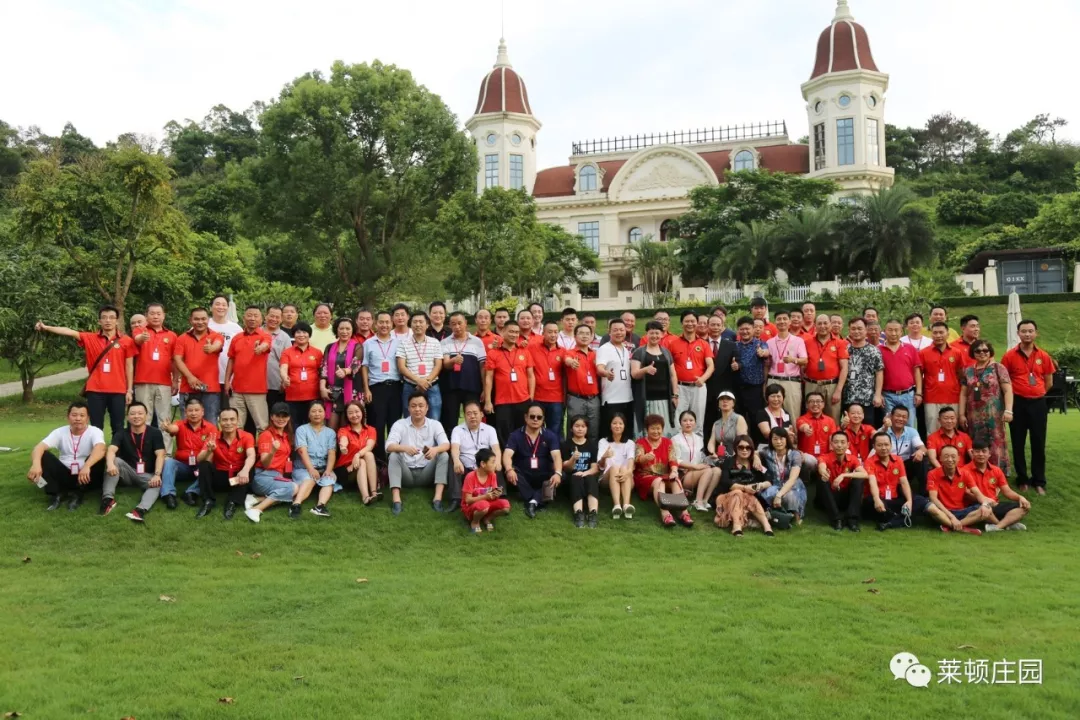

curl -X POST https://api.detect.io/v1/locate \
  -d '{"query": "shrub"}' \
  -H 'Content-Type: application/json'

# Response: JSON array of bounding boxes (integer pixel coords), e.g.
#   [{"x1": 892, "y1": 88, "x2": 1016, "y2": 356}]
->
[
  {"x1": 937, "y1": 190, "x2": 988, "y2": 226},
  {"x1": 986, "y1": 193, "x2": 1041, "y2": 227}
]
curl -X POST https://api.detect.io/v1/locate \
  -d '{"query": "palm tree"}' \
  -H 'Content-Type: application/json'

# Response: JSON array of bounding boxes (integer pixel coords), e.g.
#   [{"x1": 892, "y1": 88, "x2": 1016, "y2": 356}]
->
[
  {"x1": 844, "y1": 185, "x2": 934, "y2": 278},
  {"x1": 625, "y1": 236, "x2": 679, "y2": 307},
  {"x1": 774, "y1": 205, "x2": 840, "y2": 282},
  {"x1": 711, "y1": 220, "x2": 776, "y2": 284}
]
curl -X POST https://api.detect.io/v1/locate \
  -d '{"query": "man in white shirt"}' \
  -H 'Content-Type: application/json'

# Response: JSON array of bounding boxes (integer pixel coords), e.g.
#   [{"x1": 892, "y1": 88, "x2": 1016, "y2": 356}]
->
[
  {"x1": 385, "y1": 391, "x2": 451, "y2": 515},
  {"x1": 900, "y1": 313, "x2": 933, "y2": 351},
  {"x1": 595, "y1": 319, "x2": 635, "y2": 436},
  {"x1": 449, "y1": 401, "x2": 503, "y2": 506},
  {"x1": 26, "y1": 400, "x2": 107, "y2": 511},
  {"x1": 208, "y1": 294, "x2": 242, "y2": 387},
  {"x1": 556, "y1": 308, "x2": 578, "y2": 350}
]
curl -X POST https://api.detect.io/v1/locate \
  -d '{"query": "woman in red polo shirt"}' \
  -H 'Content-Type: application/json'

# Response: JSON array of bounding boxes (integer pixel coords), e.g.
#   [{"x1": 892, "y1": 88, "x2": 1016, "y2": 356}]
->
[
  {"x1": 280, "y1": 322, "x2": 324, "y2": 432},
  {"x1": 633, "y1": 414, "x2": 691, "y2": 528},
  {"x1": 334, "y1": 401, "x2": 379, "y2": 505},
  {"x1": 245, "y1": 403, "x2": 297, "y2": 523}
]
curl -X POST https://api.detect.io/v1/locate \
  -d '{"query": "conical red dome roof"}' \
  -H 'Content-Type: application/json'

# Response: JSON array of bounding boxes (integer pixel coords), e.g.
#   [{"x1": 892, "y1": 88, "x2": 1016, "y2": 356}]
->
[
  {"x1": 474, "y1": 38, "x2": 533, "y2": 116},
  {"x1": 809, "y1": 1, "x2": 878, "y2": 80}
]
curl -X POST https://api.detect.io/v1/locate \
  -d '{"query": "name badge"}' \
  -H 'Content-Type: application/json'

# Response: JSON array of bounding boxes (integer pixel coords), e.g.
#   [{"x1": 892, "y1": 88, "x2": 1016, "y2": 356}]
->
[
  {"x1": 136, "y1": 461, "x2": 146, "y2": 474},
  {"x1": 586, "y1": 373, "x2": 594, "y2": 385},
  {"x1": 453, "y1": 364, "x2": 462, "y2": 372},
  {"x1": 685, "y1": 359, "x2": 694, "y2": 370},
  {"x1": 417, "y1": 364, "x2": 427, "y2": 376},
  {"x1": 814, "y1": 444, "x2": 820, "y2": 455},
  {"x1": 530, "y1": 457, "x2": 539, "y2": 469},
  {"x1": 510, "y1": 370, "x2": 519, "y2": 383},
  {"x1": 1029, "y1": 372, "x2": 1037, "y2": 386},
  {"x1": 300, "y1": 369, "x2": 308, "y2": 382},
  {"x1": 102, "y1": 361, "x2": 111, "y2": 374},
  {"x1": 188, "y1": 453, "x2": 197, "y2": 466},
  {"x1": 817, "y1": 358, "x2": 826, "y2": 372},
  {"x1": 70, "y1": 463, "x2": 80, "y2": 475},
  {"x1": 619, "y1": 369, "x2": 627, "y2": 381},
  {"x1": 885, "y1": 488, "x2": 892, "y2": 501},
  {"x1": 152, "y1": 350, "x2": 160, "y2": 362},
  {"x1": 938, "y1": 369, "x2": 945, "y2": 382},
  {"x1": 548, "y1": 369, "x2": 555, "y2": 382},
  {"x1": 381, "y1": 361, "x2": 390, "y2": 373}
]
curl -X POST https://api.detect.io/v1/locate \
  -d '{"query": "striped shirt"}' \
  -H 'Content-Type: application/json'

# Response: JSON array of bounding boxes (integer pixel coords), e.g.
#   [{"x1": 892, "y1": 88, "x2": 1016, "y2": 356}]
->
[
  {"x1": 440, "y1": 334, "x2": 487, "y2": 394},
  {"x1": 396, "y1": 335, "x2": 443, "y2": 379}
]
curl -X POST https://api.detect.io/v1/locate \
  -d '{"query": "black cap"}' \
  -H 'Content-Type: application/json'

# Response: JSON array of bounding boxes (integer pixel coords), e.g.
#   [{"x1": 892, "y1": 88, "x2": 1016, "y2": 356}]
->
[{"x1": 270, "y1": 402, "x2": 291, "y2": 416}]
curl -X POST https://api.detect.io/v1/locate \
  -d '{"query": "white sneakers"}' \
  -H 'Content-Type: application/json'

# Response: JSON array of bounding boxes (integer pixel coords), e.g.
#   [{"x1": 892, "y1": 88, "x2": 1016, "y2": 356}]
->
[
  {"x1": 612, "y1": 505, "x2": 623, "y2": 519},
  {"x1": 623, "y1": 504, "x2": 635, "y2": 519},
  {"x1": 244, "y1": 494, "x2": 258, "y2": 510},
  {"x1": 245, "y1": 508, "x2": 261, "y2": 523}
]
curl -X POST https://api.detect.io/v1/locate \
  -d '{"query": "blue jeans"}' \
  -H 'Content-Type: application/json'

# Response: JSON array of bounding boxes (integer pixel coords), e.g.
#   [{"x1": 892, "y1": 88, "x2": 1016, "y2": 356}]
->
[
  {"x1": 883, "y1": 390, "x2": 915, "y2": 425},
  {"x1": 181, "y1": 391, "x2": 221, "y2": 424},
  {"x1": 161, "y1": 457, "x2": 199, "y2": 498},
  {"x1": 402, "y1": 382, "x2": 441, "y2": 421},
  {"x1": 537, "y1": 402, "x2": 563, "y2": 436},
  {"x1": 759, "y1": 480, "x2": 808, "y2": 517}
]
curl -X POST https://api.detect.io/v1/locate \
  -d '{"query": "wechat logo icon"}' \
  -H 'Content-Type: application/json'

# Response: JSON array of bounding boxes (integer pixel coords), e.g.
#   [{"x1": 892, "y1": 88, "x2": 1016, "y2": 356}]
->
[{"x1": 890, "y1": 652, "x2": 932, "y2": 688}]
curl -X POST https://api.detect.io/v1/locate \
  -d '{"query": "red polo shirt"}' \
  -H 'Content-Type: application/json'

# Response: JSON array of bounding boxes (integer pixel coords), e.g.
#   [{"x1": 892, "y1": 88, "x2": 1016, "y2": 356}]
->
[
  {"x1": 1000, "y1": 345, "x2": 1057, "y2": 399},
  {"x1": 174, "y1": 329, "x2": 225, "y2": 393},
  {"x1": 475, "y1": 330, "x2": 500, "y2": 350},
  {"x1": 173, "y1": 419, "x2": 218, "y2": 461},
  {"x1": 919, "y1": 343, "x2": 963, "y2": 404},
  {"x1": 487, "y1": 345, "x2": 533, "y2": 405},
  {"x1": 565, "y1": 348, "x2": 599, "y2": 397},
  {"x1": 529, "y1": 344, "x2": 566, "y2": 403},
  {"x1": 926, "y1": 466, "x2": 971, "y2": 511},
  {"x1": 926, "y1": 429, "x2": 972, "y2": 464},
  {"x1": 257, "y1": 428, "x2": 292, "y2": 474},
  {"x1": 280, "y1": 345, "x2": 323, "y2": 401},
  {"x1": 796, "y1": 412, "x2": 837, "y2": 457},
  {"x1": 804, "y1": 335, "x2": 848, "y2": 382},
  {"x1": 133, "y1": 327, "x2": 178, "y2": 386},
  {"x1": 757, "y1": 321, "x2": 779, "y2": 342},
  {"x1": 352, "y1": 330, "x2": 374, "y2": 343},
  {"x1": 228, "y1": 329, "x2": 273, "y2": 394},
  {"x1": 844, "y1": 423, "x2": 876, "y2": 463},
  {"x1": 638, "y1": 333, "x2": 678, "y2": 350},
  {"x1": 879, "y1": 342, "x2": 922, "y2": 393},
  {"x1": 335, "y1": 425, "x2": 376, "y2": 468},
  {"x1": 212, "y1": 430, "x2": 255, "y2": 474},
  {"x1": 950, "y1": 338, "x2": 976, "y2": 368},
  {"x1": 816, "y1": 451, "x2": 862, "y2": 490},
  {"x1": 669, "y1": 335, "x2": 710, "y2": 383},
  {"x1": 863, "y1": 452, "x2": 906, "y2": 500},
  {"x1": 78, "y1": 331, "x2": 137, "y2": 394},
  {"x1": 961, "y1": 461, "x2": 1009, "y2": 502}
]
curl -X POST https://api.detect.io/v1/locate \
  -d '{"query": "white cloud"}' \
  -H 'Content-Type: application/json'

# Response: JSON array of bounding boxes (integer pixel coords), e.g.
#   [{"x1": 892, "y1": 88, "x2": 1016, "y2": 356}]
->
[{"x1": 2, "y1": 0, "x2": 1077, "y2": 170}]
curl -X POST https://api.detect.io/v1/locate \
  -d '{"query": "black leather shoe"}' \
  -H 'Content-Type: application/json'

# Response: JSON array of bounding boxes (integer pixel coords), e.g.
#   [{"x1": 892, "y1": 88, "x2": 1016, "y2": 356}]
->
[
  {"x1": 67, "y1": 494, "x2": 83, "y2": 511},
  {"x1": 45, "y1": 495, "x2": 62, "y2": 511},
  {"x1": 288, "y1": 503, "x2": 301, "y2": 519},
  {"x1": 847, "y1": 519, "x2": 861, "y2": 533},
  {"x1": 195, "y1": 500, "x2": 215, "y2": 519},
  {"x1": 832, "y1": 520, "x2": 844, "y2": 531},
  {"x1": 181, "y1": 492, "x2": 198, "y2": 507},
  {"x1": 223, "y1": 501, "x2": 238, "y2": 520},
  {"x1": 525, "y1": 502, "x2": 537, "y2": 519},
  {"x1": 164, "y1": 495, "x2": 178, "y2": 510}
]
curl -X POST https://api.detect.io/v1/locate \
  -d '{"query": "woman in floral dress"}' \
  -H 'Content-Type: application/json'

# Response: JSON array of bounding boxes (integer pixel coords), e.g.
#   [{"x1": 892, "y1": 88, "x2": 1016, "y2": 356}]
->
[{"x1": 959, "y1": 340, "x2": 1014, "y2": 475}]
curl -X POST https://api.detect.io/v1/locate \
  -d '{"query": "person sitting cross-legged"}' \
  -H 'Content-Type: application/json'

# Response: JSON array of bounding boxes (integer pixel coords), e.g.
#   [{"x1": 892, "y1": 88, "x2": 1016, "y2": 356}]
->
[
  {"x1": 461, "y1": 448, "x2": 511, "y2": 534},
  {"x1": 385, "y1": 390, "x2": 451, "y2": 515},
  {"x1": 815, "y1": 430, "x2": 867, "y2": 532},
  {"x1": 449, "y1": 400, "x2": 503, "y2": 508},
  {"x1": 962, "y1": 440, "x2": 1031, "y2": 532},
  {"x1": 863, "y1": 431, "x2": 950, "y2": 531},
  {"x1": 26, "y1": 401, "x2": 107, "y2": 512},
  {"x1": 104, "y1": 402, "x2": 166, "y2": 521},
  {"x1": 291, "y1": 402, "x2": 339, "y2": 519},
  {"x1": 160, "y1": 397, "x2": 217, "y2": 511},
  {"x1": 926, "y1": 445, "x2": 989, "y2": 535},
  {"x1": 245, "y1": 403, "x2": 299, "y2": 523}
]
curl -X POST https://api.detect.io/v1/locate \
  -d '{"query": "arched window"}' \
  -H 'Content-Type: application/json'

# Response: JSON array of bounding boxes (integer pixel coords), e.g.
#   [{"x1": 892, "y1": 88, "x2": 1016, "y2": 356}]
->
[
  {"x1": 628, "y1": 227, "x2": 643, "y2": 244},
  {"x1": 733, "y1": 150, "x2": 755, "y2": 171},
  {"x1": 578, "y1": 165, "x2": 597, "y2": 192},
  {"x1": 659, "y1": 219, "x2": 675, "y2": 243}
]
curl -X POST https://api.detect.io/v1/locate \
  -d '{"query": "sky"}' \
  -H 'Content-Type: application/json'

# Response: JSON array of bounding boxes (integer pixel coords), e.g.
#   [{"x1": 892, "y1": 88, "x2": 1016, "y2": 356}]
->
[{"x1": 3, "y1": 0, "x2": 1079, "y2": 171}]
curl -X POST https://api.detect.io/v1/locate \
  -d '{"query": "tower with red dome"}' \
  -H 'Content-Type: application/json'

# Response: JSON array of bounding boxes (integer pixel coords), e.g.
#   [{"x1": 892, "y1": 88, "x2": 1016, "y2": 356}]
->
[
  {"x1": 464, "y1": 38, "x2": 542, "y2": 195},
  {"x1": 801, "y1": 1, "x2": 894, "y2": 193}
]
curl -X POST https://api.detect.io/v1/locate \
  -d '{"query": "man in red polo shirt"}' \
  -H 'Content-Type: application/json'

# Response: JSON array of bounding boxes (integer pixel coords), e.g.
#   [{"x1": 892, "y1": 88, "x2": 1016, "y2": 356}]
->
[
  {"x1": 160, "y1": 396, "x2": 218, "y2": 509},
  {"x1": 564, "y1": 323, "x2": 601, "y2": 442},
  {"x1": 879, "y1": 319, "x2": 922, "y2": 427},
  {"x1": 130, "y1": 302, "x2": 178, "y2": 450},
  {"x1": 803, "y1": 315, "x2": 848, "y2": 423},
  {"x1": 473, "y1": 309, "x2": 498, "y2": 350},
  {"x1": 530, "y1": 322, "x2": 566, "y2": 436},
  {"x1": 36, "y1": 305, "x2": 137, "y2": 438},
  {"x1": 353, "y1": 308, "x2": 375, "y2": 343},
  {"x1": 962, "y1": 440, "x2": 1031, "y2": 530},
  {"x1": 950, "y1": 315, "x2": 980, "y2": 368},
  {"x1": 669, "y1": 312, "x2": 714, "y2": 437},
  {"x1": 225, "y1": 305, "x2": 273, "y2": 433},
  {"x1": 815, "y1": 431, "x2": 867, "y2": 532},
  {"x1": 863, "y1": 432, "x2": 943, "y2": 530},
  {"x1": 796, "y1": 392, "x2": 837, "y2": 477},
  {"x1": 798, "y1": 302, "x2": 818, "y2": 340},
  {"x1": 173, "y1": 307, "x2": 225, "y2": 423},
  {"x1": 484, "y1": 321, "x2": 535, "y2": 445},
  {"x1": 1000, "y1": 320, "x2": 1057, "y2": 494},
  {"x1": 638, "y1": 311, "x2": 677, "y2": 349},
  {"x1": 749, "y1": 298, "x2": 778, "y2": 342},
  {"x1": 925, "y1": 407, "x2": 972, "y2": 469},
  {"x1": 919, "y1": 321, "x2": 963, "y2": 434},
  {"x1": 842, "y1": 403, "x2": 876, "y2": 463},
  {"x1": 926, "y1": 445, "x2": 987, "y2": 534}
]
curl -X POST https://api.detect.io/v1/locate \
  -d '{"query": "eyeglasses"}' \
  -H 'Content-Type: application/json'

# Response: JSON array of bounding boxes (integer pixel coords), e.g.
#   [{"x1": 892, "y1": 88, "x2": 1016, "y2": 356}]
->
[
  {"x1": 736, "y1": 445, "x2": 752, "y2": 451},
  {"x1": 973, "y1": 348, "x2": 991, "y2": 354},
  {"x1": 527, "y1": 414, "x2": 544, "y2": 420}
]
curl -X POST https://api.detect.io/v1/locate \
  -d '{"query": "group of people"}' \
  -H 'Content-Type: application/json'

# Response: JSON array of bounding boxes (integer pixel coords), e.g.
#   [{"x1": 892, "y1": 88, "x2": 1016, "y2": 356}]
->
[{"x1": 27, "y1": 295, "x2": 1053, "y2": 535}]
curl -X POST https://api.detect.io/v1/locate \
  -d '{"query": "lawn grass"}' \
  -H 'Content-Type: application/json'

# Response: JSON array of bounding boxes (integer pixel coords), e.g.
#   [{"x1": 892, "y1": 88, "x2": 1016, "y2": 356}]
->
[{"x1": 1, "y1": 388, "x2": 1078, "y2": 718}]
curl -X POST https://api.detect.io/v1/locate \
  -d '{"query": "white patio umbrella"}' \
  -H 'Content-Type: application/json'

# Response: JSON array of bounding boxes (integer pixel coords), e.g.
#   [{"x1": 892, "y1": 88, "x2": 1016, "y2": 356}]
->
[
  {"x1": 226, "y1": 294, "x2": 239, "y2": 324},
  {"x1": 1006, "y1": 291, "x2": 1022, "y2": 349}
]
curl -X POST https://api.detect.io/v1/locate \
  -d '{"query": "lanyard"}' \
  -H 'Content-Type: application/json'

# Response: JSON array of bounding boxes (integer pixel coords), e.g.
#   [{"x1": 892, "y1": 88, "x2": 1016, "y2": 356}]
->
[
  {"x1": 375, "y1": 339, "x2": 393, "y2": 360},
  {"x1": 614, "y1": 345, "x2": 626, "y2": 368},
  {"x1": 775, "y1": 337, "x2": 790, "y2": 361},
  {"x1": 70, "y1": 430, "x2": 84, "y2": 461},
  {"x1": 680, "y1": 433, "x2": 695, "y2": 464},
  {"x1": 130, "y1": 429, "x2": 145, "y2": 462},
  {"x1": 468, "y1": 427, "x2": 481, "y2": 450},
  {"x1": 524, "y1": 431, "x2": 542, "y2": 459},
  {"x1": 1019, "y1": 347, "x2": 1041, "y2": 377},
  {"x1": 502, "y1": 347, "x2": 521, "y2": 372},
  {"x1": 411, "y1": 338, "x2": 428, "y2": 366},
  {"x1": 890, "y1": 431, "x2": 906, "y2": 454}
]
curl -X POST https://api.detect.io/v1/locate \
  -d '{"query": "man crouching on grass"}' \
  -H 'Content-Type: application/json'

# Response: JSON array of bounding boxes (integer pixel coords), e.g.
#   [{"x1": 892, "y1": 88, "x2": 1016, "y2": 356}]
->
[
  {"x1": 962, "y1": 440, "x2": 1030, "y2": 532},
  {"x1": 26, "y1": 401, "x2": 107, "y2": 511},
  {"x1": 461, "y1": 448, "x2": 511, "y2": 533}
]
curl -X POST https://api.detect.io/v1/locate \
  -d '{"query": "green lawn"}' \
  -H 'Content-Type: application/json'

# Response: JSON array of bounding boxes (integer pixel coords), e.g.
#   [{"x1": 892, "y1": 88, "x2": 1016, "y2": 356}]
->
[{"x1": 0, "y1": 382, "x2": 1077, "y2": 718}]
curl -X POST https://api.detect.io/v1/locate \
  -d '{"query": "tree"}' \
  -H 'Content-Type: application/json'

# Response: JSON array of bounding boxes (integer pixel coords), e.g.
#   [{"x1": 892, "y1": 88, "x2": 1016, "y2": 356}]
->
[
  {"x1": 772, "y1": 205, "x2": 841, "y2": 282},
  {"x1": 922, "y1": 112, "x2": 991, "y2": 171},
  {"x1": 936, "y1": 190, "x2": 988, "y2": 226},
  {"x1": 843, "y1": 185, "x2": 935, "y2": 278},
  {"x1": 13, "y1": 145, "x2": 189, "y2": 322},
  {"x1": 712, "y1": 220, "x2": 776, "y2": 284},
  {"x1": 885, "y1": 124, "x2": 924, "y2": 179},
  {"x1": 676, "y1": 171, "x2": 837, "y2": 285},
  {"x1": 625, "y1": 236, "x2": 679, "y2": 307},
  {"x1": 247, "y1": 60, "x2": 477, "y2": 307},
  {"x1": 521, "y1": 224, "x2": 601, "y2": 300}
]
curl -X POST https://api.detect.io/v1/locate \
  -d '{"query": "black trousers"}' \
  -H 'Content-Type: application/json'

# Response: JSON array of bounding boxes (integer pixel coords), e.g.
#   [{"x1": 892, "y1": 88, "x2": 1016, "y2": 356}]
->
[
  {"x1": 288, "y1": 399, "x2": 316, "y2": 433},
  {"x1": 368, "y1": 381, "x2": 402, "y2": 462},
  {"x1": 601, "y1": 401, "x2": 635, "y2": 439},
  {"x1": 1010, "y1": 395, "x2": 1048, "y2": 487},
  {"x1": 569, "y1": 472, "x2": 600, "y2": 505},
  {"x1": 441, "y1": 387, "x2": 477, "y2": 434},
  {"x1": 736, "y1": 383, "x2": 765, "y2": 421},
  {"x1": 86, "y1": 391, "x2": 126, "y2": 439},
  {"x1": 200, "y1": 467, "x2": 247, "y2": 505},
  {"x1": 495, "y1": 402, "x2": 529, "y2": 447},
  {"x1": 817, "y1": 478, "x2": 865, "y2": 522},
  {"x1": 904, "y1": 457, "x2": 928, "y2": 497},
  {"x1": 39, "y1": 452, "x2": 104, "y2": 497},
  {"x1": 515, "y1": 468, "x2": 549, "y2": 505}
]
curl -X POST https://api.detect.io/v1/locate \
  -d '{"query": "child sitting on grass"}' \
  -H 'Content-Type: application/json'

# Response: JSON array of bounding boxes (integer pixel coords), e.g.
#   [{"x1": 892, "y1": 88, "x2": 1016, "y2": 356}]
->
[{"x1": 461, "y1": 448, "x2": 510, "y2": 533}]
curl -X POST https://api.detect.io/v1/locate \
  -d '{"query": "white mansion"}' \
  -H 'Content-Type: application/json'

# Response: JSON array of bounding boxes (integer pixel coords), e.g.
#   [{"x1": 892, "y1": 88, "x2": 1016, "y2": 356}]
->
[{"x1": 462, "y1": 1, "x2": 895, "y2": 311}]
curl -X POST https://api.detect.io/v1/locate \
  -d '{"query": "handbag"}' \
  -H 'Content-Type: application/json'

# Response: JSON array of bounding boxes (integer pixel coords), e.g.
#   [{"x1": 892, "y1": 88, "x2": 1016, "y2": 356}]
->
[
  {"x1": 659, "y1": 492, "x2": 690, "y2": 511},
  {"x1": 768, "y1": 508, "x2": 794, "y2": 530},
  {"x1": 80, "y1": 338, "x2": 119, "y2": 397}
]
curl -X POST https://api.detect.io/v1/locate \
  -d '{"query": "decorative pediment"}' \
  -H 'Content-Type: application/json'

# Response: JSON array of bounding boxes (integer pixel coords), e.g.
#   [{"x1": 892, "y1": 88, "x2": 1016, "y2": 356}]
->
[{"x1": 608, "y1": 145, "x2": 719, "y2": 203}]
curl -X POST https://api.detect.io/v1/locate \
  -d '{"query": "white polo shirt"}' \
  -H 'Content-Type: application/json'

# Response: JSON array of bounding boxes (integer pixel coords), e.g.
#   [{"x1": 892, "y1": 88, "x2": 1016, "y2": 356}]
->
[{"x1": 595, "y1": 341, "x2": 634, "y2": 404}]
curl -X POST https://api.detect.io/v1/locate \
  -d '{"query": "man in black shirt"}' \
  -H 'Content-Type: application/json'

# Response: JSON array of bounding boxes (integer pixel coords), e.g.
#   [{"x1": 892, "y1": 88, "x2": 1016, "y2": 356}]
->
[
  {"x1": 703, "y1": 315, "x2": 739, "y2": 440},
  {"x1": 104, "y1": 402, "x2": 167, "y2": 522}
]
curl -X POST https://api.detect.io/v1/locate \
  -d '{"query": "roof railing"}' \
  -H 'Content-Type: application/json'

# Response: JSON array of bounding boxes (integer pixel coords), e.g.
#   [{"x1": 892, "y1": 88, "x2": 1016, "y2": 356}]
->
[{"x1": 570, "y1": 121, "x2": 788, "y2": 156}]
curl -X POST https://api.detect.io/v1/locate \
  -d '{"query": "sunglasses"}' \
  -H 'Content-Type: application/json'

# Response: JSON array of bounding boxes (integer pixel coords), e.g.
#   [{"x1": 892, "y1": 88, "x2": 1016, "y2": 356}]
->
[
  {"x1": 736, "y1": 445, "x2": 752, "y2": 450},
  {"x1": 974, "y1": 348, "x2": 990, "y2": 354},
  {"x1": 527, "y1": 414, "x2": 544, "y2": 420}
]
